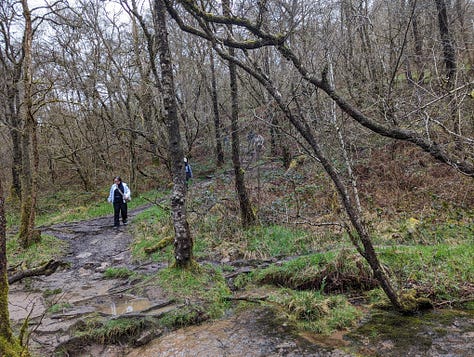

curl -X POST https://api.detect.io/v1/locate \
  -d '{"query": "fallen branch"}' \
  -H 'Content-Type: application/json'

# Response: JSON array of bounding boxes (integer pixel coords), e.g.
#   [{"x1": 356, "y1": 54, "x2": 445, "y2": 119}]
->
[
  {"x1": 144, "y1": 236, "x2": 173, "y2": 254},
  {"x1": 434, "y1": 297, "x2": 474, "y2": 308},
  {"x1": 8, "y1": 259, "x2": 64, "y2": 284},
  {"x1": 224, "y1": 296, "x2": 268, "y2": 303}
]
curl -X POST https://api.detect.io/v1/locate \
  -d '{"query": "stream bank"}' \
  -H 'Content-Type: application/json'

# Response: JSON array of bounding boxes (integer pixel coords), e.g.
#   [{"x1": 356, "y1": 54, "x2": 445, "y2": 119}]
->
[{"x1": 7, "y1": 207, "x2": 474, "y2": 356}]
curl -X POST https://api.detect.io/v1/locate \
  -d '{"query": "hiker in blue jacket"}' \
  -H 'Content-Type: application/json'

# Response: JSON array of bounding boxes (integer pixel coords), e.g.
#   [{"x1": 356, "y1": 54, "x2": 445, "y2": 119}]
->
[{"x1": 184, "y1": 157, "x2": 193, "y2": 182}]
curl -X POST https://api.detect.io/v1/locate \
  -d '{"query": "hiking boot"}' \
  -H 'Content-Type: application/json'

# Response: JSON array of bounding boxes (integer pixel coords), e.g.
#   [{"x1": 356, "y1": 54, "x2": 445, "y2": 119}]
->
[{"x1": 123, "y1": 221, "x2": 128, "y2": 225}]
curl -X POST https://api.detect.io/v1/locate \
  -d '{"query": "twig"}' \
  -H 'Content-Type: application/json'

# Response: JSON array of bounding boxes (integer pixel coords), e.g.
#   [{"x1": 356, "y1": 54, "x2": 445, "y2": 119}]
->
[{"x1": 290, "y1": 220, "x2": 345, "y2": 228}]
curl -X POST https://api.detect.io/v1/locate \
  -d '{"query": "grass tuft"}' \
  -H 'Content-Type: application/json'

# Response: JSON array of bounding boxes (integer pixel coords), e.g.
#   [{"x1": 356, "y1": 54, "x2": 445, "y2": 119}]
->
[
  {"x1": 157, "y1": 264, "x2": 231, "y2": 319},
  {"x1": 103, "y1": 267, "x2": 134, "y2": 279},
  {"x1": 252, "y1": 249, "x2": 377, "y2": 294},
  {"x1": 267, "y1": 288, "x2": 362, "y2": 334}
]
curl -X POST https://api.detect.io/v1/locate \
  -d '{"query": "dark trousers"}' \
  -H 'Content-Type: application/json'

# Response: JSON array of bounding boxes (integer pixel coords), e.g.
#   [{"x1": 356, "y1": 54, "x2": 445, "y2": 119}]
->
[{"x1": 113, "y1": 201, "x2": 128, "y2": 226}]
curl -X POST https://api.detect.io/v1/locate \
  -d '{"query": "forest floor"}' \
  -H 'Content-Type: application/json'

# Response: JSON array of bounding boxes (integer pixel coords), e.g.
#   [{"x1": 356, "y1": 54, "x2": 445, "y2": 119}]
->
[
  {"x1": 8, "y1": 203, "x2": 474, "y2": 356},
  {"x1": 9, "y1": 206, "x2": 346, "y2": 356},
  {"x1": 7, "y1": 145, "x2": 474, "y2": 356}
]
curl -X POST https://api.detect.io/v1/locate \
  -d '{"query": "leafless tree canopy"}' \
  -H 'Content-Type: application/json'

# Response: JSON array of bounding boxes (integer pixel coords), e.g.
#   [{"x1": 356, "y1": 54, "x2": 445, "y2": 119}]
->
[{"x1": 0, "y1": 0, "x2": 473, "y2": 309}]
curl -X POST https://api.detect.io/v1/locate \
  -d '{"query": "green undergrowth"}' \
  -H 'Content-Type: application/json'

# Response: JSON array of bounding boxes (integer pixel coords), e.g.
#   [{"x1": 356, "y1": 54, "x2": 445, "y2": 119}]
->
[
  {"x1": 238, "y1": 241, "x2": 473, "y2": 306},
  {"x1": 48, "y1": 302, "x2": 72, "y2": 314},
  {"x1": 242, "y1": 249, "x2": 377, "y2": 293},
  {"x1": 130, "y1": 205, "x2": 173, "y2": 262},
  {"x1": 267, "y1": 288, "x2": 362, "y2": 334},
  {"x1": 156, "y1": 264, "x2": 232, "y2": 320},
  {"x1": 103, "y1": 267, "x2": 135, "y2": 279},
  {"x1": 373, "y1": 206, "x2": 474, "y2": 246},
  {"x1": 71, "y1": 315, "x2": 155, "y2": 346},
  {"x1": 131, "y1": 204, "x2": 319, "y2": 263},
  {"x1": 6, "y1": 233, "x2": 67, "y2": 268},
  {"x1": 378, "y1": 243, "x2": 474, "y2": 303},
  {"x1": 243, "y1": 225, "x2": 313, "y2": 258},
  {"x1": 192, "y1": 216, "x2": 320, "y2": 261}
]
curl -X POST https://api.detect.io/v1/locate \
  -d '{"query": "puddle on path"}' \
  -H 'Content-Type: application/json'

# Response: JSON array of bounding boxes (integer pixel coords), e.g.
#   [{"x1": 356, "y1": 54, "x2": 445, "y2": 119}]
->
[{"x1": 93, "y1": 296, "x2": 152, "y2": 315}]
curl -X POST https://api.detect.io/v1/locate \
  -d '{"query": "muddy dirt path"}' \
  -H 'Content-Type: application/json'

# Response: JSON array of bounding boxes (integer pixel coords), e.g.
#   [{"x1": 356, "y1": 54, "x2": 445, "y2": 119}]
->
[
  {"x1": 8, "y1": 205, "x2": 342, "y2": 357},
  {"x1": 8, "y1": 206, "x2": 165, "y2": 355}
]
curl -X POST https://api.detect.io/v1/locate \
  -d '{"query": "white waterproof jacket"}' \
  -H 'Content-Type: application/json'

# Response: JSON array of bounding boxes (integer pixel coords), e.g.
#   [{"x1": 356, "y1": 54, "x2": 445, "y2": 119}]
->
[{"x1": 108, "y1": 182, "x2": 131, "y2": 203}]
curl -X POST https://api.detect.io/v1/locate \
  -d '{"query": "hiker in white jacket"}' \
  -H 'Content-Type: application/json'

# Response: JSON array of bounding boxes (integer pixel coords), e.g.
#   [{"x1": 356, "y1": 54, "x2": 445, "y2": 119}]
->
[{"x1": 107, "y1": 176, "x2": 131, "y2": 227}]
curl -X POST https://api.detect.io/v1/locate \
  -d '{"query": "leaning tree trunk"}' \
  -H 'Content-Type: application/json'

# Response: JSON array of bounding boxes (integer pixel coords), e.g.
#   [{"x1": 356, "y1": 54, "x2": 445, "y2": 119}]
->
[
  {"x1": 154, "y1": 0, "x2": 193, "y2": 268},
  {"x1": 267, "y1": 80, "x2": 404, "y2": 311},
  {"x1": 223, "y1": 0, "x2": 256, "y2": 227}
]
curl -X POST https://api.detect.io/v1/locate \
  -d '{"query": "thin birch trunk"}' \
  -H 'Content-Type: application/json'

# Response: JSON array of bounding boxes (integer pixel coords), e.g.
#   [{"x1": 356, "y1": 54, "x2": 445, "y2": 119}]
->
[{"x1": 154, "y1": 0, "x2": 193, "y2": 267}]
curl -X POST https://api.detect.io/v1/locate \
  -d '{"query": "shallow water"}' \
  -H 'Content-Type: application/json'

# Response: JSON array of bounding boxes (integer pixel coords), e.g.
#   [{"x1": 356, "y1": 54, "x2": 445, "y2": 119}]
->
[
  {"x1": 346, "y1": 308, "x2": 474, "y2": 356},
  {"x1": 92, "y1": 295, "x2": 152, "y2": 315},
  {"x1": 119, "y1": 307, "x2": 474, "y2": 357},
  {"x1": 125, "y1": 307, "x2": 341, "y2": 357}
]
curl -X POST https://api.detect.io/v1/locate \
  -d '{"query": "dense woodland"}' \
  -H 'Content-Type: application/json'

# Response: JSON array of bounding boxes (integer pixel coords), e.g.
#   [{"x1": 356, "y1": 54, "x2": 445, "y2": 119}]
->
[{"x1": 1, "y1": 0, "x2": 473, "y2": 355}]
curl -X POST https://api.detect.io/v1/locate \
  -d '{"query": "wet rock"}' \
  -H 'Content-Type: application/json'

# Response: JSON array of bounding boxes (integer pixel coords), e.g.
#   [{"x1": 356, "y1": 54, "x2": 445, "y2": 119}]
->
[
  {"x1": 78, "y1": 267, "x2": 93, "y2": 276},
  {"x1": 76, "y1": 252, "x2": 92, "y2": 259},
  {"x1": 83, "y1": 261, "x2": 98, "y2": 270},
  {"x1": 113, "y1": 256, "x2": 125, "y2": 264},
  {"x1": 95, "y1": 262, "x2": 111, "y2": 273},
  {"x1": 134, "y1": 329, "x2": 163, "y2": 347}
]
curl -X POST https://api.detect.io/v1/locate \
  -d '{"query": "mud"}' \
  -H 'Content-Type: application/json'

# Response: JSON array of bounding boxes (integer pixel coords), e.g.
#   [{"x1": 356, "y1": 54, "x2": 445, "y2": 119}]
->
[
  {"x1": 8, "y1": 206, "x2": 474, "y2": 356},
  {"x1": 7, "y1": 206, "x2": 166, "y2": 355}
]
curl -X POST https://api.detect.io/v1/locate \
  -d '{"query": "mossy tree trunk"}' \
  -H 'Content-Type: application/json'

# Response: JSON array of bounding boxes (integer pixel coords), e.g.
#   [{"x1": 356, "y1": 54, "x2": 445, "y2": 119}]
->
[
  {"x1": 18, "y1": 0, "x2": 39, "y2": 249},
  {"x1": 0, "y1": 176, "x2": 13, "y2": 354},
  {"x1": 223, "y1": 0, "x2": 256, "y2": 227},
  {"x1": 0, "y1": 174, "x2": 26, "y2": 356},
  {"x1": 153, "y1": 0, "x2": 193, "y2": 268}
]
